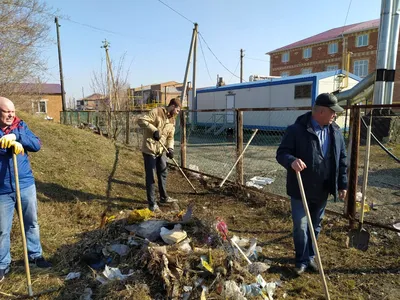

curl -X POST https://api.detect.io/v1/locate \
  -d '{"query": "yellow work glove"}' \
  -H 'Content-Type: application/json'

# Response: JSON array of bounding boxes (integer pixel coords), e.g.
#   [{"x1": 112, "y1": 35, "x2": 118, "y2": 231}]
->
[
  {"x1": 0, "y1": 134, "x2": 16, "y2": 148},
  {"x1": 10, "y1": 141, "x2": 24, "y2": 155}
]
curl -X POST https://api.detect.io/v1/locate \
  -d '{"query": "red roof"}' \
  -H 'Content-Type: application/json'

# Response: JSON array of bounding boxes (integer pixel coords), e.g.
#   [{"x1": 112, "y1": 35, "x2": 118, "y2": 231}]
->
[{"x1": 267, "y1": 19, "x2": 380, "y2": 54}]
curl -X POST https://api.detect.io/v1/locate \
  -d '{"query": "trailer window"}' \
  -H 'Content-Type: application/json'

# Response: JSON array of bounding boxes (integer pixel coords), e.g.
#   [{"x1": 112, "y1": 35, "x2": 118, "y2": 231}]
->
[{"x1": 294, "y1": 84, "x2": 312, "y2": 99}]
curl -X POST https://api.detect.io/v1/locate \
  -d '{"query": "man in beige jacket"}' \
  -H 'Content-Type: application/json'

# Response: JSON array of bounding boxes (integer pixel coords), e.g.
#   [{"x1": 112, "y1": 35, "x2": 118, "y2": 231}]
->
[{"x1": 138, "y1": 98, "x2": 181, "y2": 211}]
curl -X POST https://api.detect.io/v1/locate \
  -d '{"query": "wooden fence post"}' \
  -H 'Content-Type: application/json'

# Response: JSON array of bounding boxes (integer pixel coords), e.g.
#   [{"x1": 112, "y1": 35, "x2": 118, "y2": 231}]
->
[
  {"x1": 88, "y1": 111, "x2": 92, "y2": 124},
  {"x1": 236, "y1": 110, "x2": 244, "y2": 185},
  {"x1": 126, "y1": 111, "x2": 130, "y2": 145},
  {"x1": 180, "y1": 110, "x2": 187, "y2": 168},
  {"x1": 77, "y1": 111, "x2": 80, "y2": 125},
  {"x1": 347, "y1": 106, "x2": 360, "y2": 229}
]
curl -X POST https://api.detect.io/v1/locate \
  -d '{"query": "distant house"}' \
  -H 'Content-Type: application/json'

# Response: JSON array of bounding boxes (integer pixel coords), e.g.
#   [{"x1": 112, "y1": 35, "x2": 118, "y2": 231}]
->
[
  {"x1": 129, "y1": 81, "x2": 187, "y2": 108},
  {"x1": 76, "y1": 93, "x2": 107, "y2": 110},
  {"x1": 9, "y1": 83, "x2": 63, "y2": 123}
]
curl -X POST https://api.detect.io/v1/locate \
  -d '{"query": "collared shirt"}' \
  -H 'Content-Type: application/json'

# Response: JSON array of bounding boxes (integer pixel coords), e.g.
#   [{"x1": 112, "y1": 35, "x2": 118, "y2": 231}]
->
[{"x1": 311, "y1": 117, "x2": 330, "y2": 157}]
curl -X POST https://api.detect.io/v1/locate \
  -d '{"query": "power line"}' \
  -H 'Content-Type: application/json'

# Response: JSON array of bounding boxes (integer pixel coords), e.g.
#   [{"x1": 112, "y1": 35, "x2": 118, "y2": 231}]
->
[
  {"x1": 198, "y1": 37, "x2": 214, "y2": 84},
  {"x1": 156, "y1": 0, "x2": 195, "y2": 24},
  {"x1": 342, "y1": 0, "x2": 353, "y2": 32},
  {"x1": 246, "y1": 57, "x2": 270, "y2": 63},
  {"x1": 198, "y1": 32, "x2": 244, "y2": 81},
  {"x1": 228, "y1": 60, "x2": 240, "y2": 83}
]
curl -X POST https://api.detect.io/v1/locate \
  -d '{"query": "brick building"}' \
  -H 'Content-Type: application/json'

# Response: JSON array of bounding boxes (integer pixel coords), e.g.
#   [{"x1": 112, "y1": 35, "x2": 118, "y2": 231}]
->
[{"x1": 267, "y1": 19, "x2": 400, "y2": 102}]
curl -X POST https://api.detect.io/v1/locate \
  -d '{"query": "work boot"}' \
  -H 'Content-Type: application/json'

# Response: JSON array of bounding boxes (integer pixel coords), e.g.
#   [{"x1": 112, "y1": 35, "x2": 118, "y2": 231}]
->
[
  {"x1": 160, "y1": 197, "x2": 178, "y2": 204},
  {"x1": 29, "y1": 257, "x2": 52, "y2": 268},
  {"x1": 294, "y1": 265, "x2": 306, "y2": 276},
  {"x1": 149, "y1": 204, "x2": 161, "y2": 213},
  {"x1": 308, "y1": 260, "x2": 318, "y2": 273},
  {"x1": 0, "y1": 266, "x2": 10, "y2": 282}
]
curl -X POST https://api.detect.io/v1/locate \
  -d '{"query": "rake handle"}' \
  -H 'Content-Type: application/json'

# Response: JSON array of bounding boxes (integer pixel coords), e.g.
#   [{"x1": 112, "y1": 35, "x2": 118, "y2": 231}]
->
[
  {"x1": 296, "y1": 171, "x2": 330, "y2": 300},
  {"x1": 13, "y1": 153, "x2": 33, "y2": 296},
  {"x1": 159, "y1": 141, "x2": 197, "y2": 194}
]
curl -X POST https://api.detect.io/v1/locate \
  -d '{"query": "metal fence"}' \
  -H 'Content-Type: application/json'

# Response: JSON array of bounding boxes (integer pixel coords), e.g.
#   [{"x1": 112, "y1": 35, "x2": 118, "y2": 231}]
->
[{"x1": 61, "y1": 104, "x2": 400, "y2": 227}]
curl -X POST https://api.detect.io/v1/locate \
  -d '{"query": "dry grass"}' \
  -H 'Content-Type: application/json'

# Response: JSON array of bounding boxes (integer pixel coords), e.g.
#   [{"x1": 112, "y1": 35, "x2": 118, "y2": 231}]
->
[{"x1": 0, "y1": 112, "x2": 399, "y2": 299}]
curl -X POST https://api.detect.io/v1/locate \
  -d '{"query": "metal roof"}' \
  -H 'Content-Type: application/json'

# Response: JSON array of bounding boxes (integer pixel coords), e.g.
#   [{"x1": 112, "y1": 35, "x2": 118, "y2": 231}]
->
[
  {"x1": 196, "y1": 70, "x2": 361, "y2": 94},
  {"x1": 267, "y1": 19, "x2": 380, "y2": 54}
]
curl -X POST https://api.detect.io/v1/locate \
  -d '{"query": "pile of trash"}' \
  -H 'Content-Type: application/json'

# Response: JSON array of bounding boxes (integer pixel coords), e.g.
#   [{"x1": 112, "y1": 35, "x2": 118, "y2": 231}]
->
[{"x1": 62, "y1": 205, "x2": 283, "y2": 299}]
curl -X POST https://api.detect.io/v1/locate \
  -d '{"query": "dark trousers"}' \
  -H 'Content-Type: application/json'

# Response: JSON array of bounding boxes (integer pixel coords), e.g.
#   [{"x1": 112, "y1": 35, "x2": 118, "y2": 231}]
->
[{"x1": 143, "y1": 153, "x2": 168, "y2": 207}]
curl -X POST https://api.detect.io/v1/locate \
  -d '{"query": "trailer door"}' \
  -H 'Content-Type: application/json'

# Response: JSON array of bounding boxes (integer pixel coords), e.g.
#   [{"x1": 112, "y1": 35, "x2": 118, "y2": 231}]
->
[{"x1": 226, "y1": 95, "x2": 235, "y2": 124}]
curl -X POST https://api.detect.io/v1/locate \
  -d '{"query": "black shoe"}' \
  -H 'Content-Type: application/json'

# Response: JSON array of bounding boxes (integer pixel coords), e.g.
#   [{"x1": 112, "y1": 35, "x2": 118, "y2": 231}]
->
[
  {"x1": 160, "y1": 197, "x2": 178, "y2": 204},
  {"x1": 308, "y1": 260, "x2": 318, "y2": 273},
  {"x1": 0, "y1": 266, "x2": 10, "y2": 282},
  {"x1": 29, "y1": 257, "x2": 52, "y2": 268},
  {"x1": 294, "y1": 265, "x2": 306, "y2": 276}
]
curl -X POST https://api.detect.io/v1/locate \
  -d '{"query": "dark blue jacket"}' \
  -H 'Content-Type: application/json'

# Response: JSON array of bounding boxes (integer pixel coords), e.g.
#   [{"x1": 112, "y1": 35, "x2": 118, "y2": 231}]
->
[
  {"x1": 0, "y1": 118, "x2": 41, "y2": 194},
  {"x1": 276, "y1": 112, "x2": 347, "y2": 202}
]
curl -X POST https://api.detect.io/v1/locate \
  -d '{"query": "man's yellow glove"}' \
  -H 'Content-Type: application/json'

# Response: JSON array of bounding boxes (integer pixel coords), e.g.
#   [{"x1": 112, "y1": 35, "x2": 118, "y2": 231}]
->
[
  {"x1": 0, "y1": 134, "x2": 16, "y2": 148},
  {"x1": 10, "y1": 141, "x2": 24, "y2": 155}
]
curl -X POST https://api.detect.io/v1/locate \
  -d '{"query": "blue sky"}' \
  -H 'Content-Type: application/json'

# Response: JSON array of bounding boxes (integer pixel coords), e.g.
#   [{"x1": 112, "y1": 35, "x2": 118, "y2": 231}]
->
[{"x1": 43, "y1": 0, "x2": 381, "y2": 101}]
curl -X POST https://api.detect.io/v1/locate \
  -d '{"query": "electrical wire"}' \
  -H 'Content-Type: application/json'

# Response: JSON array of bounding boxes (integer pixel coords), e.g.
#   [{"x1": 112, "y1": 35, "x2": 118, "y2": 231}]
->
[
  {"x1": 341, "y1": 0, "x2": 353, "y2": 33},
  {"x1": 198, "y1": 37, "x2": 214, "y2": 84},
  {"x1": 156, "y1": 0, "x2": 195, "y2": 24},
  {"x1": 198, "y1": 32, "x2": 245, "y2": 82},
  {"x1": 228, "y1": 59, "x2": 240, "y2": 83},
  {"x1": 245, "y1": 57, "x2": 270, "y2": 63}
]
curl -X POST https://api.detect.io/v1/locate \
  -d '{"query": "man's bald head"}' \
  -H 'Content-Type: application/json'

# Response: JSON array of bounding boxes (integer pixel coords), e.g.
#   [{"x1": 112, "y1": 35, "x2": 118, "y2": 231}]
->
[{"x1": 0, "y1": 97, "x2": 16, "y2": 129}]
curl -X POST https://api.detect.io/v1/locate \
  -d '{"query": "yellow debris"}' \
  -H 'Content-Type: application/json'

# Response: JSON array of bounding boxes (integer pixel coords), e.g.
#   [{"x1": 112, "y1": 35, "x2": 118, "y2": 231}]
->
[{"x1": 127, "y1": 208, "x2": 154, "y2": 224}]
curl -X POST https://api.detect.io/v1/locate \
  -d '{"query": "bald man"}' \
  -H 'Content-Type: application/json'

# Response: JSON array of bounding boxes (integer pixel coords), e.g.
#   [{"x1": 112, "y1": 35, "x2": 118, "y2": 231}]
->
[{"x1": 0, "y1": 97, "x2": 51, "y2": 282}]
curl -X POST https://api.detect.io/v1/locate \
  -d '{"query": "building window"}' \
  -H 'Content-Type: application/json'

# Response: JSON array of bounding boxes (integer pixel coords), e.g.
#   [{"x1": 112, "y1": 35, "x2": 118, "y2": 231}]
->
[
  {"x1": 301, "y1": 68, "x2": 312, "y2": 74},
  {"x1": 328, "y1": 43, "x2": 338, "y2": 54},
  {"x1": 294, "y1": 84, "x2": 312, "y2": 99},
  {"x1": 303, "y1": 48, "x2": 312, "y2": 59},
  {"x1": 353, "y1": 59, "x2": 369, "y2": 77},
  {"x1": 282, "y1": 52, "x2": 290, "y2": 63},
  {"x1": 280, "y1": 71, "x2": 290, "y2": 77},
  {"x1": 326, "y1": 65, "x2": 339, "y2": 71},
  {"x1": 356, "y1": 34, "x2": 369, "y2": 47}
]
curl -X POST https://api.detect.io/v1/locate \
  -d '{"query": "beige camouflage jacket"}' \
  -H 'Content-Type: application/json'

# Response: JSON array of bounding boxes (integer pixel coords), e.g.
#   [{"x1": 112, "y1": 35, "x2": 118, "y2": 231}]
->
[{"x1": 137, "y1": 107, "x2": 175, "y2": 156}]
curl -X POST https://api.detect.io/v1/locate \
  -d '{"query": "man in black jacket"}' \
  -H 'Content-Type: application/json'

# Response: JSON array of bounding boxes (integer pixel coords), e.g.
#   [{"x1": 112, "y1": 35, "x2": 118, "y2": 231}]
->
[{"x1": 276, "y1": 93, "x2": 347, "y2": 276}]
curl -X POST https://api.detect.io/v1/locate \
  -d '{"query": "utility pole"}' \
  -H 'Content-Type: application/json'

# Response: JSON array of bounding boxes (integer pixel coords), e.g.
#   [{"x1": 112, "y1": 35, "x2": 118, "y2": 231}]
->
[
  {"x1": 55, "y1": 17, "x2": 66, "y2": 111},
  {"x1": 101, "y1": 39, "x2": 120, "y2": 110},
  {"x1": 192, "y1": 24, "x2": 198, "y2": 108},
  {"x1": 240, "y1": 49, "x2": 244, "y2": 83}
]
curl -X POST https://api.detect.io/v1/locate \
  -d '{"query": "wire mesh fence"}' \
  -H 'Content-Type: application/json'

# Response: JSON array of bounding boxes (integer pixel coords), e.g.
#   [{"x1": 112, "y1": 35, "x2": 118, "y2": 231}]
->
[{"x1": 61, "y1": 105, "x2": 400, "y2": 228}]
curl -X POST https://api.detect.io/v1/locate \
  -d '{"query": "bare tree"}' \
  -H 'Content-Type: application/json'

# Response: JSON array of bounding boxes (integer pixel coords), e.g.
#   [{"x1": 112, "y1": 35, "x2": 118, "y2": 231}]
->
[
  {"x1": 90, "y1": 52, "x2": 131, "y2": 140},
  {"x1": 0, "y1": 0, "x2": 52, "y2": 96}
]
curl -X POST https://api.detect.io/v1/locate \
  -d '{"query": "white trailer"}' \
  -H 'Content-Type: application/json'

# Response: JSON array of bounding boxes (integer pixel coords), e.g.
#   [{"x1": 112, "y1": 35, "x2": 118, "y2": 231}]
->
[{"x1": 189, "y1": 70, "x2": 360, "y2": 132}]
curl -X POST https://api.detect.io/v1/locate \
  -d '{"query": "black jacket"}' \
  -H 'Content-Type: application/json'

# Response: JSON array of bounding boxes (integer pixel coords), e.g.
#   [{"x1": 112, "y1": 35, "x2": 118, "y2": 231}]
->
[{"x1": 276, "y1": 112, "x2": 347, "y2": 201}]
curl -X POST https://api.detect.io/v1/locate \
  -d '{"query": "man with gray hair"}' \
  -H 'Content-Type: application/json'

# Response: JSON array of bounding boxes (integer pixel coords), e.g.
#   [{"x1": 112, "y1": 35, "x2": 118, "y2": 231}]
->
[
  {"x1": 0, "y1": 97, "x2": 51, "y2": 282},
  {"x1": 276, "y1": 93, "x2": 348, "y2": 276}
]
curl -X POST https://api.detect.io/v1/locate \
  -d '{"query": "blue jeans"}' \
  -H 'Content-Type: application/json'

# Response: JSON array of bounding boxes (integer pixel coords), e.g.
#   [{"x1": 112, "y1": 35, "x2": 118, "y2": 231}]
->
[
  {"x1": 291, "y1": 196, "x2": 327, "y2": 268},
  {"x1": 143, "y1": 153, "x2": 168, "y2": 207},
  {"x1": 0, "y1": 184, "x2": 43, "y2": 269}
]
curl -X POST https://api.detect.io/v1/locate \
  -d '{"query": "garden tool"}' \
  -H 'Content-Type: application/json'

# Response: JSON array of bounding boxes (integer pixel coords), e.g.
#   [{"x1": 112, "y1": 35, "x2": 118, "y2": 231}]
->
[
  {"x1": 347, "y1": 118, "x2": 371, "y2": 251},
  {"x1": 13, "y1": 152, "x2": 33, "y2": 296},
  {"x1": 296, "y1": 171, "x2": 330, "y2": 300},
  {"x1": 158, "y1": 141, "x2": 197, "y2": 194},
  {"x1": 219, "y1": 129, "x2": 258, "y2": 188}
]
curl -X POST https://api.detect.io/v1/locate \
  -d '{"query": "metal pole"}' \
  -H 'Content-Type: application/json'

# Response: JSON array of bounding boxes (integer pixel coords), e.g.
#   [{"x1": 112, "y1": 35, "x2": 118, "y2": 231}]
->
[
  {"x1": 236, "y1": 110, "x2": 244, "y2": 184},
  {"x1": 181, "y1": 23, "x2": 197, "y2": 106},
  {"x1": 240, "y1": 49, "x2": 244, "y2": 83},
  {"x1": 55, "y1": 17, "x2": 66, "y2": 111},
  {"x1": 192, "y1": 27, "x2": 197, "y2": 109},
  {"x1": 180, "y1": 110, "x2": 187, "y2": 168}
]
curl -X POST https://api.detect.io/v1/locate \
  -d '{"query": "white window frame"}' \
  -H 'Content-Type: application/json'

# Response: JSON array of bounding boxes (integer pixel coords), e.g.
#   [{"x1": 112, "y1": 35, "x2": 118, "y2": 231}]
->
[
  {"x1": 282, "y1": 52, "x2": 290, "y2": 63},
  {"x1": 326, "y1": 64, "x2": 339, "y2": 71},
  {"x1": 303, "y1": 48, "x2": 312, "y2": 59},
  {"x1": 328, "y1": 43, "x2": 338, "y2": 54},
  {"x1": 353, "y1": 59, "x2": 369, "y2": 77},
  {"x1": 280, "y1": 71, "x2": 290, "y2": 77},
  {"x1": 301, "y1": 68, "x2": 312, "y2": 74},
  {"x1": 356, "y1": 34, "x2": 369, "y2": 47}
]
